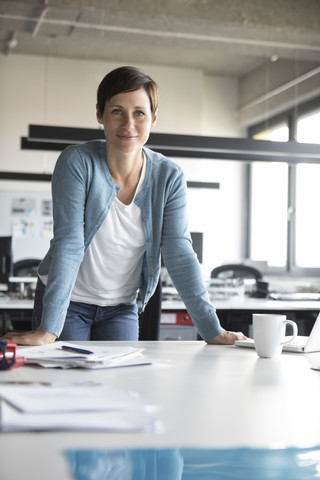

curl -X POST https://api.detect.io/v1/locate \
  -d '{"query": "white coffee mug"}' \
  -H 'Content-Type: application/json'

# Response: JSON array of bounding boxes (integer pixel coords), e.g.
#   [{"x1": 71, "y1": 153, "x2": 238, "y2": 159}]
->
[{"x1": 253, "y1": 314, "x2": 298, "y2": 358}]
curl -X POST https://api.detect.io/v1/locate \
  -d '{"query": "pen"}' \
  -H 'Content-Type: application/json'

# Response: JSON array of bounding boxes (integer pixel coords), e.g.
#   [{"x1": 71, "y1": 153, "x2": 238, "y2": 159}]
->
[{"x1": 61, "y1": 345, "x2": 94, "y2": 355}]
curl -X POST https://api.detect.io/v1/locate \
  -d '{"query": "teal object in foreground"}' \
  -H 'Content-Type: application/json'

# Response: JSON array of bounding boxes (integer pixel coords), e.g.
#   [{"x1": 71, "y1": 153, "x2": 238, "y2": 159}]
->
[{"x1": 66, "y1": 446, "x2": 320, "y2": 480}]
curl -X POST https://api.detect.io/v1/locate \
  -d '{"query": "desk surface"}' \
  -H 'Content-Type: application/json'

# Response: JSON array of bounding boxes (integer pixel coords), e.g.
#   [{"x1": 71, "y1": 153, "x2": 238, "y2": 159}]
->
[
  {"x1": 163, "y1": 297, "x2": 320, "y2": 311},
  {"x1": 1, "y1": 341, "x2": 320, "y2": 479},
  {"x1": 0, "y1": 297, "x2": 34, "y2": 309},
  {"x1": 1, "y1": 297, "x2": 320, "y2": 312}
]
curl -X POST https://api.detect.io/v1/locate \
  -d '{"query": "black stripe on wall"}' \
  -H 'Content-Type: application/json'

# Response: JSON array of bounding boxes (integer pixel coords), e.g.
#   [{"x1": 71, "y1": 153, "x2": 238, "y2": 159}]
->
[
  {"x1": 20, "y1": 124, "x2": 320, "y2": 163},
  {"x1": 0, "y1": 172, "x2": 219, "y2": 189}
]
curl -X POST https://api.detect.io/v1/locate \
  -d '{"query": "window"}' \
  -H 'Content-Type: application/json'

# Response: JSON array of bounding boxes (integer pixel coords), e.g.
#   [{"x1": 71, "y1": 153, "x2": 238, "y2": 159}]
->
[
  {"x1": 248, "y1": 100, "x2": 320, "y2": 274},
  {"x1": 295, "y1": 163, "x2": 320, "y2": 267},
  {"x1": 250, "y1": 123, "x2": 289, "y2": 268},
  {"x1": 295, "y1": 108, "x2": 320, "y2": 268},
  {"x1": 250, "y1": 161, "x2": 288, "y2": 267},
  {"x1": 252, "y1": 124, "x2": 289, "y2": 143},
  {"x1": 297, "y1": 109, "x2": 320, "y2": 143}
]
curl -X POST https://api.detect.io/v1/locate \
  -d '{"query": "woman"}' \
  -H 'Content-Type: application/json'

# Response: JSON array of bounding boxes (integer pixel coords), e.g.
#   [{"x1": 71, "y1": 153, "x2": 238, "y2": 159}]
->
[{"x1": 3, "y1": 66, "x2": 245, "y2": 346}]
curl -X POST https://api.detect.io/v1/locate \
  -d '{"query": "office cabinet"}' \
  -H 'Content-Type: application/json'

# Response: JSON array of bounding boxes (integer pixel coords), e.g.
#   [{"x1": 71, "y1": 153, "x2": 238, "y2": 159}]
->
[
  {"x1": 160, "y1": 311, "x2": 198, "y2": 340},
  {"x1": 159, "y1": 325, "x2": 198, "y2": 341}
]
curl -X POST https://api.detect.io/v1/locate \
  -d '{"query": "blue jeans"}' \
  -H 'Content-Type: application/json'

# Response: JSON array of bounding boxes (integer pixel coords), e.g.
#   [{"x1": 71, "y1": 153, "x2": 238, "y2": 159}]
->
[{"x1": 32, "y1": 279, "x2": 139, "y2": 341}]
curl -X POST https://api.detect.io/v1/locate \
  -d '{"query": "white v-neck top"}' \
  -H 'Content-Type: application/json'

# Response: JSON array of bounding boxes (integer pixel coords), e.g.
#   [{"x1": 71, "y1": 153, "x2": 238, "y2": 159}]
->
[{"x1": 69, "y1": 157, "x2": 146, "y2": 305}]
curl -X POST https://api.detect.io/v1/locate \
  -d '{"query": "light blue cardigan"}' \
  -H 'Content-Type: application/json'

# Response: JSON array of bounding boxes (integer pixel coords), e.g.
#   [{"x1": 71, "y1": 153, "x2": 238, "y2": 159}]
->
[{"x1": 37, "y1": 140, "x2": 224, "y2": 341}]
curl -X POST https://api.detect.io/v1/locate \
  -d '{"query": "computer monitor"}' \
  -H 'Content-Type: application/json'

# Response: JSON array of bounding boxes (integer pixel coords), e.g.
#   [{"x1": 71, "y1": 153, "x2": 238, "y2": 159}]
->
[
  {"x1": 0, "y1": 236, "x2": 13, "y2": 283},
  {"x1": 161, "y1": 231, "x2": 203, "y2": 267},
  {"x1": 190, "y1": 232, "x2": 203, "y2": 264}
]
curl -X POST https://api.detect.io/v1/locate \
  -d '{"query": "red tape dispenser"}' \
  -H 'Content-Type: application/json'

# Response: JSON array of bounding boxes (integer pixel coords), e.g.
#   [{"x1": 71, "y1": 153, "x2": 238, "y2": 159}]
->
[{"x1": 0, "y1": 340, "x2": 26, "y2": 370}]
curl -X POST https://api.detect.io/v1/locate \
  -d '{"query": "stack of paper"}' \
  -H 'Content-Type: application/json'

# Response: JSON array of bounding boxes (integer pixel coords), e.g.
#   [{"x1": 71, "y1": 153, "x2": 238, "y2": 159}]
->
[
  {"x1": 0, "y1": 384, "x2": 158, "y2": 432},
  {"x1": 17, "y1": 341, "x2": 151, "y2": 369}
]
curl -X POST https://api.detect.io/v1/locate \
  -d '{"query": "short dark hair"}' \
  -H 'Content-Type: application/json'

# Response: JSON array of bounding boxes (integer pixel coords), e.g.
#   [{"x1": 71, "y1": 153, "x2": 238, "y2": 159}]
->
[{"x1": 97, "y1": 66, "x2": 159, "y2": 117}]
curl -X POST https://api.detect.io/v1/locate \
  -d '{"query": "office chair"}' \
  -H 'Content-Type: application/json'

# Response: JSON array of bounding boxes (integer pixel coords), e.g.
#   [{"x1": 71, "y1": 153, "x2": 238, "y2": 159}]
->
[
  {"x1": 138, "y1": 279, "x2": 162, "y2": 340},
  {"x1": 210, "y1": 263, "x2": 267, "y2": 297},
  {"x1": 13, "y1": 259, "x2": 41, "y2": 277},
  {"x1": 211, "y1": 264, "x2": 262, "y2": 281}
]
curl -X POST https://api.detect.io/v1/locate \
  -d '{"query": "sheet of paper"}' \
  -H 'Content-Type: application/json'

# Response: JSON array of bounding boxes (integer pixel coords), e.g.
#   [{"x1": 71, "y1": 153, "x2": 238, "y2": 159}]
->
[
  {"x1": 0, "y1": 384, "x2": 159, "y2": 432},
  {"x1": 17, "y1": 342, "x2": 147, "y2": 368},
  {"x1": 18, "y1": 341, "x2": 142, "y2": 360},
  {"x1": 75, "y1": 357, "x2": 152, "y2": 370},
  {"x1": 0, "y1": 385, "x2": 142, "y2": 413},
  {"x1": 0, "y1": 401, "x2": 157, "y2": 432}
]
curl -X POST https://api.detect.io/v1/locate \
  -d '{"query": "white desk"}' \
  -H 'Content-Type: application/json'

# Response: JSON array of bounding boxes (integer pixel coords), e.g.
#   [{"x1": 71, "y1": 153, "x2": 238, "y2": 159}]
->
[
  {"x1": 2, "y1": 297, "x2": 320, "y2": 312},
  {"x1": 1, "y1": 341, "x2": 320, "y2": 479},
  {"x1": 162, "y1": 297, "x2": 320, "y2": 312},
  {"x1": 162, "y1": 297, "x2": 320, "y2": 339},
  {"x1": 0, "y1": 296, "x2": 319, "y2": 339},
  {"x1": 1, "y1": 296, "x2": 319, "y2": 313},
  {"x1": 0, "y1": 297, "x2": 33, "y2": 309}
]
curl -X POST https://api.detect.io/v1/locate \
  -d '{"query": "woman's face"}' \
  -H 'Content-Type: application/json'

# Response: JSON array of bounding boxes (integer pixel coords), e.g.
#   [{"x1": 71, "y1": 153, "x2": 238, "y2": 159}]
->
[{"x1": 97, "y1": 88, "x2": 157, "y2": 156}]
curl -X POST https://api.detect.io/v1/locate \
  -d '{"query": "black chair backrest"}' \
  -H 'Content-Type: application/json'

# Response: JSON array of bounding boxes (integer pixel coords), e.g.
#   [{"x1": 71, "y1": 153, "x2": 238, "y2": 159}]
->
[
  {"x1": 13, "y1": 259, "x2": 41, "y2": 277},
  {"x1": 211, "y1": 264, "x2": 262, "y2": 281}
]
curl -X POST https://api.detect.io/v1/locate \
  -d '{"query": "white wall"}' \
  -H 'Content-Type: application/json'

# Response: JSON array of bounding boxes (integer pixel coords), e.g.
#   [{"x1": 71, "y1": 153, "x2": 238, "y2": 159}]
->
[
  {"x1": 0, "y1": 54, "x2": 245, "y2": 273},
  {"x1": 202, "y1": 75, "x2": 244, "y2": 137}
]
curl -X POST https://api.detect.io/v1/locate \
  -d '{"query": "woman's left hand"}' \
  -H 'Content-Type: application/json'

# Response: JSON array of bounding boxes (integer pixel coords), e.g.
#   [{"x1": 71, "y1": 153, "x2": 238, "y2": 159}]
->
[{"x1": 207, "y1": 331, "x2": 247, "y2": 345}]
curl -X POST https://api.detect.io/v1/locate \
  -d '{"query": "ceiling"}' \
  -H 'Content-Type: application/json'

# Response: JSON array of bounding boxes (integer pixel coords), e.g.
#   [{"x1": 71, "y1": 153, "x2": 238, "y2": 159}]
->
[{"x1": 1, "y1": 0, "x2": 320, "y2": 78}]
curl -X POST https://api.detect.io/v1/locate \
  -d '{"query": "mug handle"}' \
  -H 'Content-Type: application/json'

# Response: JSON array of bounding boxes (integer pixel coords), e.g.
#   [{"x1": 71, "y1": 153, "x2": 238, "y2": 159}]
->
[{"x1": 281, "y1": 320, "x2": 298, "y2": 345}]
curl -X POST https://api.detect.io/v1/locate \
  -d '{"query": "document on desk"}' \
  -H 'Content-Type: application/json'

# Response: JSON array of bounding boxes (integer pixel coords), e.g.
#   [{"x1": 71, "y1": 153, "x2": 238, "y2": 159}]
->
[
  {"x1": 0, "y1": 384, "x2": 158, "y2": 432},
  {"x1": 17, "y1": 341, "x2": 151, "y2": 369}
]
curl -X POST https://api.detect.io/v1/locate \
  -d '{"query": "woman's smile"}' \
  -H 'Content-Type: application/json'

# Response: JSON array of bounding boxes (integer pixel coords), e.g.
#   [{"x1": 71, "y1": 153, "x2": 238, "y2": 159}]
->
[{"x1": 116, "y1": 133, "x2": 138, "y2": 140}]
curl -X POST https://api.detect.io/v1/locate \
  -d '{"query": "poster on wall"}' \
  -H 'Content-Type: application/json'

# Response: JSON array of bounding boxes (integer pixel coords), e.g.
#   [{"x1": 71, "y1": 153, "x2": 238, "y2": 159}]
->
[
  {"x1": 11, "y1": 198, "x2": 36, "y2": 238},
  {"x1": 11, "y1": 198, "x2": 36, "y2": 216},
  {"x1": 0, "y1": 185, "x2": 53, "y2": 261},
  {"x1": 12, "y1": 219, "x2": 36, "y2": 238},
  {"x1": 10, "y1": 197, "x2": 53, "y2": 240}
]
